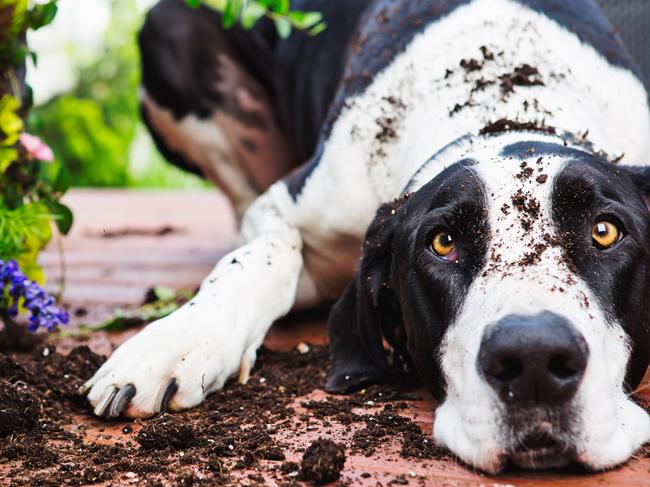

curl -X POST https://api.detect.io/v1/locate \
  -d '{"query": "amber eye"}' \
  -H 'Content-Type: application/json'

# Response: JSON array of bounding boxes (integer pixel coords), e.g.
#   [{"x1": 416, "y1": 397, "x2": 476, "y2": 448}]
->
[
  {"x1": 432, "y1": 232, "x2": 456, "y2": 257},
  {"x1": 592, "y1": 221, "x2": 622, "y2": 249}
]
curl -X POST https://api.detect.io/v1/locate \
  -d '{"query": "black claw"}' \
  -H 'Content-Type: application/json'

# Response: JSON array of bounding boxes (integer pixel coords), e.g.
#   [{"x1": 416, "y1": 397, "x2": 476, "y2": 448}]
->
[
  {"x1": 108, "y1": 384, "x2": 136, "y2": 418},
  {"x1": 155, "y1": 378, "x2": 178, "y2": 414},
  {"x1": 94, "y1": 386, "x2": 118, "y2": 418}
]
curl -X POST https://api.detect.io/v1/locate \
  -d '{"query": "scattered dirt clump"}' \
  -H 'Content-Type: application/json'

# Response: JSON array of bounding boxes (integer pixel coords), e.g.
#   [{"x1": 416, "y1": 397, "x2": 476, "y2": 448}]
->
[
  {"x1": 136, "y1": 413, "x2": 196, "y2": 450},
  {"x1": 460, "y1": 58, "x2": 483, "y2": 72},
  {"x1": 300, "y1": 438, "x2": 346, "y2": 484},
  {"x1": 511, "y1": 189, "x2": 541, "y2": 219},
  {"x1": 96, "y1": 225, "x2": 181, "y2": 238},
  {"x1": 500, "y1": 64, "x2": 544, "y2": 96},
  {"x1": 517, "y1": 161, "x2": 534, "y2": 180},
  {"x1": 375, "y1": 116, "x2": 398, "y2": 143},
  {"x1": 0, "y1": 379, "x2": 40, "y2": 437},
  {"x1": 479, "y1": 118, "x2": 556, "y2": 136}
]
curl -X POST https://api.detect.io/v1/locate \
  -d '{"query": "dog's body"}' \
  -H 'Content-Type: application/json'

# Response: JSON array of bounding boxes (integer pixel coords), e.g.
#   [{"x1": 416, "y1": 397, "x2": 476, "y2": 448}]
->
[{"x1": 84, "y1": 0, "x2": 650, "y2": 472}]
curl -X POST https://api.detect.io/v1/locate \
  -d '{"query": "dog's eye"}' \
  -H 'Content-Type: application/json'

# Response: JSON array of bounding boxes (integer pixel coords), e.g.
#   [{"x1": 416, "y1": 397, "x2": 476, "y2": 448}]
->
[
  {"x1": 432, "y1": 232, "x2": 456, "y2": 258},
  {"x1": 591, "y1": 220, "x2": 622, "y2": 249}
]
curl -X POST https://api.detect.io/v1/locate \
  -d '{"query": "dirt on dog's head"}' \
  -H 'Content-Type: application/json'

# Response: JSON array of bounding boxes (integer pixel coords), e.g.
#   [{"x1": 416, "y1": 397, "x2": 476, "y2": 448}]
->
[{"x1": 326, "y1": 132, "x2": 650, "y2": 473}]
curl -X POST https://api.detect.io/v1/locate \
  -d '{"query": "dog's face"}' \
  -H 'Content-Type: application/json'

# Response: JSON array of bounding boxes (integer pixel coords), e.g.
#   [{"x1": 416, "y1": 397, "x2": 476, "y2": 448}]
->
[{"x1": 327, "y1": 136, "x2": 650, "y2": 473}]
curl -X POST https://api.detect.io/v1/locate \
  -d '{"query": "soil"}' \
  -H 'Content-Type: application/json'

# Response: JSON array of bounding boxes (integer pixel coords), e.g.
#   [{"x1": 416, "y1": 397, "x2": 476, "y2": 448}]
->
[
  {"x1": 499, "y1": 64, "x2": 544, "y2": 96},
  {"x1": 479, "y1": 118, "x2": 557, "y2": 137},
  {"x1": 299, "y1": 439, "x2": 345, "y2": 484},
  {"x1": 0, "y1": 342, "x2": 446, "y2": 486}
]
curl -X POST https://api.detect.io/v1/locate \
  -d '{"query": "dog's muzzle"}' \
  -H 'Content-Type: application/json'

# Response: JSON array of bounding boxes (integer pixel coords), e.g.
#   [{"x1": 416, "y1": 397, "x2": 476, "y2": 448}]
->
[{"x1": 477, "y1": 312, "x2": 590, "y2": 466}]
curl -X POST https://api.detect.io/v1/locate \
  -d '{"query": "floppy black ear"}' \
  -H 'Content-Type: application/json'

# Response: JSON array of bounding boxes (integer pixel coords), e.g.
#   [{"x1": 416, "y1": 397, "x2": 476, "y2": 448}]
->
[
  {"x1": 623, "y1": 166, "x2": 650, "y2": 210},
  {"x1": 325, "y1": 198, "x2": 413, "y2": 393}
]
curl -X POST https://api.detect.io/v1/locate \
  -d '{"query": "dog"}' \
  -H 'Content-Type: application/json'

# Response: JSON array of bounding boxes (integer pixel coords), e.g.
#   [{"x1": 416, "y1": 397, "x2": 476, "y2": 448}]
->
[{"x1": 81, "y1": 0, "x2": 650, "y2": 473}]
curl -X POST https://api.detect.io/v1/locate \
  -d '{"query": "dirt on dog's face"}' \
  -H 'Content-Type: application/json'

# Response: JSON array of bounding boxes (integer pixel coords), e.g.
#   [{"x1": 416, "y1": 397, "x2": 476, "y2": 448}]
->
[{"x1": 327, "y1": 136, "x2": 650, "y2": 473}]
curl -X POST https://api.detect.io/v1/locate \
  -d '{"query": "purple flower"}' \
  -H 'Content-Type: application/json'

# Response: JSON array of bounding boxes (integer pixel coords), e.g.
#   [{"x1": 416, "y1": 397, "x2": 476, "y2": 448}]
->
[{"x1": 0, "y1": 260, "x2": 69, "y2": 332}]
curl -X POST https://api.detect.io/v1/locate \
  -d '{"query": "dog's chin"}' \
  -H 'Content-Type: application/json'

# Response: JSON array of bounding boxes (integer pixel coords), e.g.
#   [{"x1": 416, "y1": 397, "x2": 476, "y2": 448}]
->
[{"x1": 508, "y1": 434, "x2": 574, "y2": 470}]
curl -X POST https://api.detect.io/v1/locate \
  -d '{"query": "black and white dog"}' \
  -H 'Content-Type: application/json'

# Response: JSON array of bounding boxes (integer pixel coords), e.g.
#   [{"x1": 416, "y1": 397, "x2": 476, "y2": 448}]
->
[{"x1": 82, "y1": 0, "x2": 650, "y2": 473}]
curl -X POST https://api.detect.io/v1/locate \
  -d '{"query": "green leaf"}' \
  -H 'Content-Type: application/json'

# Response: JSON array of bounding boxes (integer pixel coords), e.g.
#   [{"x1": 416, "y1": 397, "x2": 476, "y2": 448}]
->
[
  {"x1": 222, "y1": 0, "x2": 243, "y2": 28},
  {"x1": 0, "y1": 94, "x2": 23, "y2": 145},
  {"x1": 240, "y1": 2, "x2": 266, "y2": 29},
  {"x1": 46, "y1": 200, "x2": 73, "y2": 235},
  {"x1": 52, "y1": 166, "x2": 71, "y2": 194},
  {"x1": 27, "y1": 2, "x2": 58, "y2": 31},
  {"x1": 0, "y1": 147, "x2": 17, "y2": 173},
  {"x1": 287, "y1": 10, "x2": 322, "y2": 29},
  {"x1": 274, "y1": 17, "x2": 291, "y2": 38},
  {"x1": 309, "y1": 20, "x2": 326, "y2": 36},
  {"x1": 58, "y1": 287, "x2": 195, "y2": 337},
  {"x1": 270, "y1": 0, "x2": 289, "y2": 15},
  {"x1": 203, "y1": 0, "x2": 227, "y2": 10},
  {"x1": 184, "y1": 0, "x2": 202, "y2": 7},
  {"x1": 153, "y1": 285, "x2": 176, "y2": 301}
]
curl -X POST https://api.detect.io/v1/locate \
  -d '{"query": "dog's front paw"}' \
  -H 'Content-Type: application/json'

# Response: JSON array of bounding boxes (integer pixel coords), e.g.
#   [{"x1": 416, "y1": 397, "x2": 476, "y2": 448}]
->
[{"x1": 81, "y1": 306, "x2": 249, "y2": 418}]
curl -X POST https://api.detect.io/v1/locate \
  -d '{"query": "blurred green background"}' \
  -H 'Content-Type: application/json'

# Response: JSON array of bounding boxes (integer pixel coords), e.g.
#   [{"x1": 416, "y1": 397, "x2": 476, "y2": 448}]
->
[{"x1": 27, "y1": 0, "x2": 207, "y2": 189}]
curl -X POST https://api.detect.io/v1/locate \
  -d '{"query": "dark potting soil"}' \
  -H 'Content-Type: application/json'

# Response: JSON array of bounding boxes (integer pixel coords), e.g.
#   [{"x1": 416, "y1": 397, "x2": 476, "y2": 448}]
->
[
  {"x1": 299, "y1": 439, "x2": 345, "y2": 484},
  {"x1": 0, "y1": 342, "x2": 447, "y2": 485},
  {"x1": 0, "y1": 380, "x2": 40, "y2": 438}
]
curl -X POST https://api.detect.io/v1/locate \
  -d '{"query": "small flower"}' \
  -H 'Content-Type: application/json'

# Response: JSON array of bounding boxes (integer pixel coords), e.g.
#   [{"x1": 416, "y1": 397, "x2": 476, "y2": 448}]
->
[
  {"x1": 19, "y1": 133, "x2": 54, "y2": 162},
  {"x1": 0, "y1": 259, "x2": 68, "y2": 332}
]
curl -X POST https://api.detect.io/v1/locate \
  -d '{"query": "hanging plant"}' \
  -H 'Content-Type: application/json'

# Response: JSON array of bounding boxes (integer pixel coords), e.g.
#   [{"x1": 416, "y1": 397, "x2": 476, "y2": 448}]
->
[{"x1": 184, "y1": 0, "x2": 326, "y2": 38}]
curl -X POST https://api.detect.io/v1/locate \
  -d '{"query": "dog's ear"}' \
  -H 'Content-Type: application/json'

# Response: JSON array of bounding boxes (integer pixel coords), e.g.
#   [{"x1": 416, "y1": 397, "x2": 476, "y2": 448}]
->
[
  {"x1": 622, "y1": 166, "x2": 650, "y2": 211},
  {"x1": 325, "y1": 198, "x2": 408, "y2": 393}
]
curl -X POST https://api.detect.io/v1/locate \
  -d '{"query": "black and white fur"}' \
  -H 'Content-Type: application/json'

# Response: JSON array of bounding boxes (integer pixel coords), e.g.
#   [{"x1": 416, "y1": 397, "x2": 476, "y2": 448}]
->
[{"x1": 82, "y1": 0, "x2": 650, "y2": 473}]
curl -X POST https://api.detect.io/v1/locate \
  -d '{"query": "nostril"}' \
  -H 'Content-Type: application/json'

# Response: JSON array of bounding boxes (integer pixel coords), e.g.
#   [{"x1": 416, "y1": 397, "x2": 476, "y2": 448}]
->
[
  {"x1": 548, "y1": 353, "x2": 580, "y2": 379},
  {"x1": 490, "y1": 355, "x2": 523, "y2": 382}
]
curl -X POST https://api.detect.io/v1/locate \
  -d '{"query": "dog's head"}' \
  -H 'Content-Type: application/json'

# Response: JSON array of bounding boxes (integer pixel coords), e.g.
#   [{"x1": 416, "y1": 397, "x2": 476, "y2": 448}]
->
[{"x1": 327, "y1": 133, "x2": 650, "y2": 473}]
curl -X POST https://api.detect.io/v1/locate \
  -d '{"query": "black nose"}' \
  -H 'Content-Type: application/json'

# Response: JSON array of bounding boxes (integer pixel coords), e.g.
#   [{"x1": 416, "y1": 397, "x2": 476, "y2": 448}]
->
[{"x1": 478, "y1": 312, "x2": 589, "y2": 405}]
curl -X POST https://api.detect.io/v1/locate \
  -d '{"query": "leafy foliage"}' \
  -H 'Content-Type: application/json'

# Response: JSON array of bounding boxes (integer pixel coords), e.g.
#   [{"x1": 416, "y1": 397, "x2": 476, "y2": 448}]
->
[
  {"x1": 186, "y1": 0, "x2": 326, "y2": 38},
  {"x1": 0, "y1": 0, "x2": 71, "y2": 332},
  {"x1": 33, "y1": 0, "x2": 206, "y2": 189},
  {"x1": 58, "y1": 286, "x2": 193, "y2": 337}
]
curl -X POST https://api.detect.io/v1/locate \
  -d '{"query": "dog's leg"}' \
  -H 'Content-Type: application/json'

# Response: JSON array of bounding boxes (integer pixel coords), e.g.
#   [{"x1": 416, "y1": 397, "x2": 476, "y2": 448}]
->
[
  {"x1": 138, "y1": 0, "x2": 296, "y2": 218},
  {"x1": 83, "y1": 188, "x2": 305, "y2": 418}
]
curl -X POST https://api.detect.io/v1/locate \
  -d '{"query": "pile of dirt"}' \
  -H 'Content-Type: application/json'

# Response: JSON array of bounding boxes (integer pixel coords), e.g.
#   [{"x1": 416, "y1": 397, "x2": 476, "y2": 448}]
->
[
  {"x1": 0, "y1": 342, "x2": 445, "y2": 485},
  {"x1": 0, "y1": 380, "x2": 40, "y2": 438},
  {"x1": 300, "y1": 438, "x2": 346, "y2": 484}
]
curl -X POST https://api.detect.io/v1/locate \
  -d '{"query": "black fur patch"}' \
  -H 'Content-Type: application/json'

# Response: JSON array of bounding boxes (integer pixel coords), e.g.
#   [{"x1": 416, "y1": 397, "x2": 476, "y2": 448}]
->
[
  {"x1": 327, "y1": 162, "x2": 489, "y2": 400},
  {"x1": 519, "y1": 0, "x2": 641, "y2": 79}
]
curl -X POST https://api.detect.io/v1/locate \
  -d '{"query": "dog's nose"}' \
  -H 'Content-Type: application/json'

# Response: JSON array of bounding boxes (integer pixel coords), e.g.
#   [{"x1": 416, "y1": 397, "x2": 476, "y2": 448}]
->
[{"x1": 478, "y1": 312, "x2": 589, "y2": 405}]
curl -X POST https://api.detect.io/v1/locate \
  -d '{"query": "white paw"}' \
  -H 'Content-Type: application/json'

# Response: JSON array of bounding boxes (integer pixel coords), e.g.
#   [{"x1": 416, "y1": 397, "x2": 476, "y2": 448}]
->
[{"x1": 81, "y1": 305, "x2": 250, "y2": 418}]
